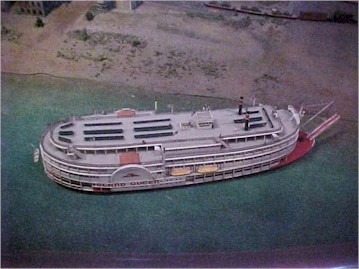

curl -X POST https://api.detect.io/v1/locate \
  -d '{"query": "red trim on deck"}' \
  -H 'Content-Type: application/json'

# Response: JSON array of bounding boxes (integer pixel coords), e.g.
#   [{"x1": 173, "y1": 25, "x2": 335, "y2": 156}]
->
[
  {"x1": 92, "y1": 187, "x2": 111, "y2": 193},
  {"x1": 119, "y1": 152, "x2": 140, "y2": 166},
  {"x1": 275, "y1": 131, "x2": 315, "y2": 168}
]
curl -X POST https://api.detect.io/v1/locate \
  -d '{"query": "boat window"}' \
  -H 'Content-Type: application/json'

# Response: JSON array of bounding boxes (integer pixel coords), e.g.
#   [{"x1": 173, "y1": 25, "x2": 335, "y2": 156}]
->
[
  {"x1": 69, "y1": 180, "x2": 81, "y2": 186},
  {"x1": 197, "y1": 122, "x2": 213, "y2": 128},
  {"x1": 81, "y1": 182, "x2": 92, "y2": 187}
]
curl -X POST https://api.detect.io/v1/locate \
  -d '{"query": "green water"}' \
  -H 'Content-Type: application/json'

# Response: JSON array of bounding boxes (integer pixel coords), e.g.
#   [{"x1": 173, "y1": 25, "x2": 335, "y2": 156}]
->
[{"x1": 1, "y1": 74, "x2": 357, "y2": 259}]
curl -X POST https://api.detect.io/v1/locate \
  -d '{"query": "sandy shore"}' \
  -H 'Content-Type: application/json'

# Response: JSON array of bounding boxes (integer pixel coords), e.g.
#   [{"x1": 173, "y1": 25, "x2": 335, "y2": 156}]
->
[{"x1": 1, "y1": 1, "x2": 357, "y2": 120}]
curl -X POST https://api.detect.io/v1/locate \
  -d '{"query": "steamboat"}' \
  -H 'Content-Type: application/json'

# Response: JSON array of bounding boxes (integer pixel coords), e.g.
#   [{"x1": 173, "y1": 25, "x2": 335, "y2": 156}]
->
[{"x1": 39, "y1": 98, "x2": 339, "y2": 192}]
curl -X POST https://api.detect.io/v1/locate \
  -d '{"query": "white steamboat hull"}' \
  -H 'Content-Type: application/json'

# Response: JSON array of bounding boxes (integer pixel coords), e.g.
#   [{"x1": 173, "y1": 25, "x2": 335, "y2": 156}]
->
[
  {"x1": 40, "y1": 129, "x2": 302, "y2": 193},
  {"x1": 39, "y1": 104, "x2": 320, "y2": 193}
]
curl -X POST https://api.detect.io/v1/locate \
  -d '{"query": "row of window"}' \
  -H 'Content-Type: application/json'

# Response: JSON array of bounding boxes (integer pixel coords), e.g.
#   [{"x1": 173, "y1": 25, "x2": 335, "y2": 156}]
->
[
  {"x1": 224, "y1": 134, "x2": 272, "y2": 143},
  {"x1": 165, "y1": 145, "x2": 221, "y2": 156},
  {"x1": 54, "y1": 142, "x2": 159, "y2": 155},
  {"x1": 164, "y1": 134, "x2": 274, "y2": 156},
  {"x1": 47, "y1": 171, "x2": 88, "y2": 188},
  {"x1": 184, "y1": 160, "x2": 276, "y2": 182},
  {"x1": 48, "y1": 168, "x2": 178, "y2": 190},
  {"x1": 47, "y1": 165, "x2": 102, "y2": 180},
  {"x1": 43, "y1": 156, "x2": 113, "y2": 175},
  {"x1": 48, "y1": 158, "x2": 281, "y2": 190},
  {"x1": 79, "y1": 145, "x2": 156, "y2": 154},
  {"x1": 44, "y1": 154, "x2": 165, "y2": 181},
  {"x1": 166, "y1": 136, "x2": 296, "y2": 167},
  {"x1": 167, "y1": 144, "x2": 294, "y2": 176}
]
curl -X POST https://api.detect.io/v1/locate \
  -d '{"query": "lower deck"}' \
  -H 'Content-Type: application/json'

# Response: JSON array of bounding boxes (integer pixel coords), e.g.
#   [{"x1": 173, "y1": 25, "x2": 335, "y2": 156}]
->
[
  {"x1": 45, "y1": 153, "x2": 282, "y2": 192},
  {"x1": 41, "y1": 131, "x2": 302, "y2": 192}
]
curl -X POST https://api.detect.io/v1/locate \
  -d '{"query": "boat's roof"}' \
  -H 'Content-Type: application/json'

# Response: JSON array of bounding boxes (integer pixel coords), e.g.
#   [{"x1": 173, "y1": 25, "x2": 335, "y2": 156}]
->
[{"x1": 49, "y1": 105, "x2": 293, "y2": 150}]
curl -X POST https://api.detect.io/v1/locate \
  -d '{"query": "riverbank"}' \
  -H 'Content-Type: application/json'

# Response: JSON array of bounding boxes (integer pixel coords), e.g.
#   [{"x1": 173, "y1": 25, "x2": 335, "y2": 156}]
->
[{"x1": 1, "y1": 1, "x2": 357, "y2": 121}]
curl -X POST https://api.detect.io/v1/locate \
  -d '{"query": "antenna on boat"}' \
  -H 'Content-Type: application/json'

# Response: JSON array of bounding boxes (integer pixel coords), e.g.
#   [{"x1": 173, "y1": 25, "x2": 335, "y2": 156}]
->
[
  {"x1": 167, "y1": 104, "x2": 174, "y2": 114},
  {"x1": 252, "y1": 96, "x2": 256, "y2": 107},
  {"x1": 298, "y1": 100, "x2": 304, "y2": 118},
  {"x1": 299, "y1": 106, "x2": 304, "y2": 118}
]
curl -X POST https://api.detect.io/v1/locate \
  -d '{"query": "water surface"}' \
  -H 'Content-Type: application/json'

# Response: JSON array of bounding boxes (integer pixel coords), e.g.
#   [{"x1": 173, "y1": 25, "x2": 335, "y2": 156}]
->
[{"x1": 1, "y1": 74, "x2": 357, "y2": 266}]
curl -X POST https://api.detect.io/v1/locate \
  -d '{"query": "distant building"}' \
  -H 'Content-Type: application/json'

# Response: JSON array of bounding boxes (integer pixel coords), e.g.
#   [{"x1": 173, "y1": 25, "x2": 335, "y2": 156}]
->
[
  {"x1": 15, "y1": 1, "x2": 63, "y2": 17},
  {"x1": 115, "y1": 1, "x2": 142, "y2": 11},
  {"x1": 288, "y1": 1, "x2": 358, "y2": 21},
  {"x1": 96, "y1": 0, "x2": 115, "y2": 11},
  {"x1": 96, "y1": 0, "x2": 142, "y2": 12}
]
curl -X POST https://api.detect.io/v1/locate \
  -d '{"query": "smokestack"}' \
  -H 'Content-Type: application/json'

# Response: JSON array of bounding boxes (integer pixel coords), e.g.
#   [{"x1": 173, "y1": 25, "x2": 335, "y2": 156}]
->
[
  {"x1": 244, "y1": 113, "x2": 250, "y2": 131},
  {"x1": 238, "y1": 96, "x2": 244, "y2": 115}
]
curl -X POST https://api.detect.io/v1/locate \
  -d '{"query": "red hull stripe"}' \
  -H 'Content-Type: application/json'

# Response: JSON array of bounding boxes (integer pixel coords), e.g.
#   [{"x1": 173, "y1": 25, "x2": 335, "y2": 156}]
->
[{"x1": 275, "y1": 131, "x2": 314, "y2": 168}]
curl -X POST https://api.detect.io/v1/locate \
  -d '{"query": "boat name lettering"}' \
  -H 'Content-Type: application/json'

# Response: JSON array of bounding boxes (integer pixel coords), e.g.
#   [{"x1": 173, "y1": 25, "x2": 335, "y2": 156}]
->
[{"x1": 93, "y1": 180, "x2": 160, "y2": 188}]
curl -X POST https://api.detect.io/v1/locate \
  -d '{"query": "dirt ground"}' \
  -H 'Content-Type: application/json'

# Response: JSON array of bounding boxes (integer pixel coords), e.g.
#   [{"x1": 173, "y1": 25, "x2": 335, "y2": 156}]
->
[{"x1": 1, "y1": 1, "x2": 358, "y2": 120}]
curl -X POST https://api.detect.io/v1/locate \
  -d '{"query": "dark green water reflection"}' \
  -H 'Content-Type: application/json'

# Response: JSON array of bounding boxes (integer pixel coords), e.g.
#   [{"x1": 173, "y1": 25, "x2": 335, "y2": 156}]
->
[{"x1": 1, "y1": 74, "x2": 357, "y2": 256}]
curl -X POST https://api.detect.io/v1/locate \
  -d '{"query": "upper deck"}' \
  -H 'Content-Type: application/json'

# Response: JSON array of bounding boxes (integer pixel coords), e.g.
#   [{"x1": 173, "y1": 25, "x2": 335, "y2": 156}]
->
[
  {"x1": 50, "y1": 105, "x2": 289, "y2": 146},
  {"x1": 41, "y1": 104, "x2": 300, "y2": 167}
]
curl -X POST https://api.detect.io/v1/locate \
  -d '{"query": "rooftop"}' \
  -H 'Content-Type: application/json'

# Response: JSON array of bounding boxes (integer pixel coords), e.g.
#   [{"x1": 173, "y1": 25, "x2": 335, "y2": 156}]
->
[{"x1": 50, "y1": 105, "x2": 285, "y2": 150}]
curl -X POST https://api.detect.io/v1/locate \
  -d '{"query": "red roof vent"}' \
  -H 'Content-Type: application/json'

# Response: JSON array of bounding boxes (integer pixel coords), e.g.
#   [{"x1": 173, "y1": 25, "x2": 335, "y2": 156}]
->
[{"x1": 116, "y1": 108, "x2": 136, "y2": 117}]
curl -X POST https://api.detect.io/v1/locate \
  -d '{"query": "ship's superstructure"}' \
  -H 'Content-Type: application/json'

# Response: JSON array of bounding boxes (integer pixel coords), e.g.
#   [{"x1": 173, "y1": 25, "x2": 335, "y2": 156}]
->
[{"x1": 40, "y1": 101, "x2": 332, "y2": 192}]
